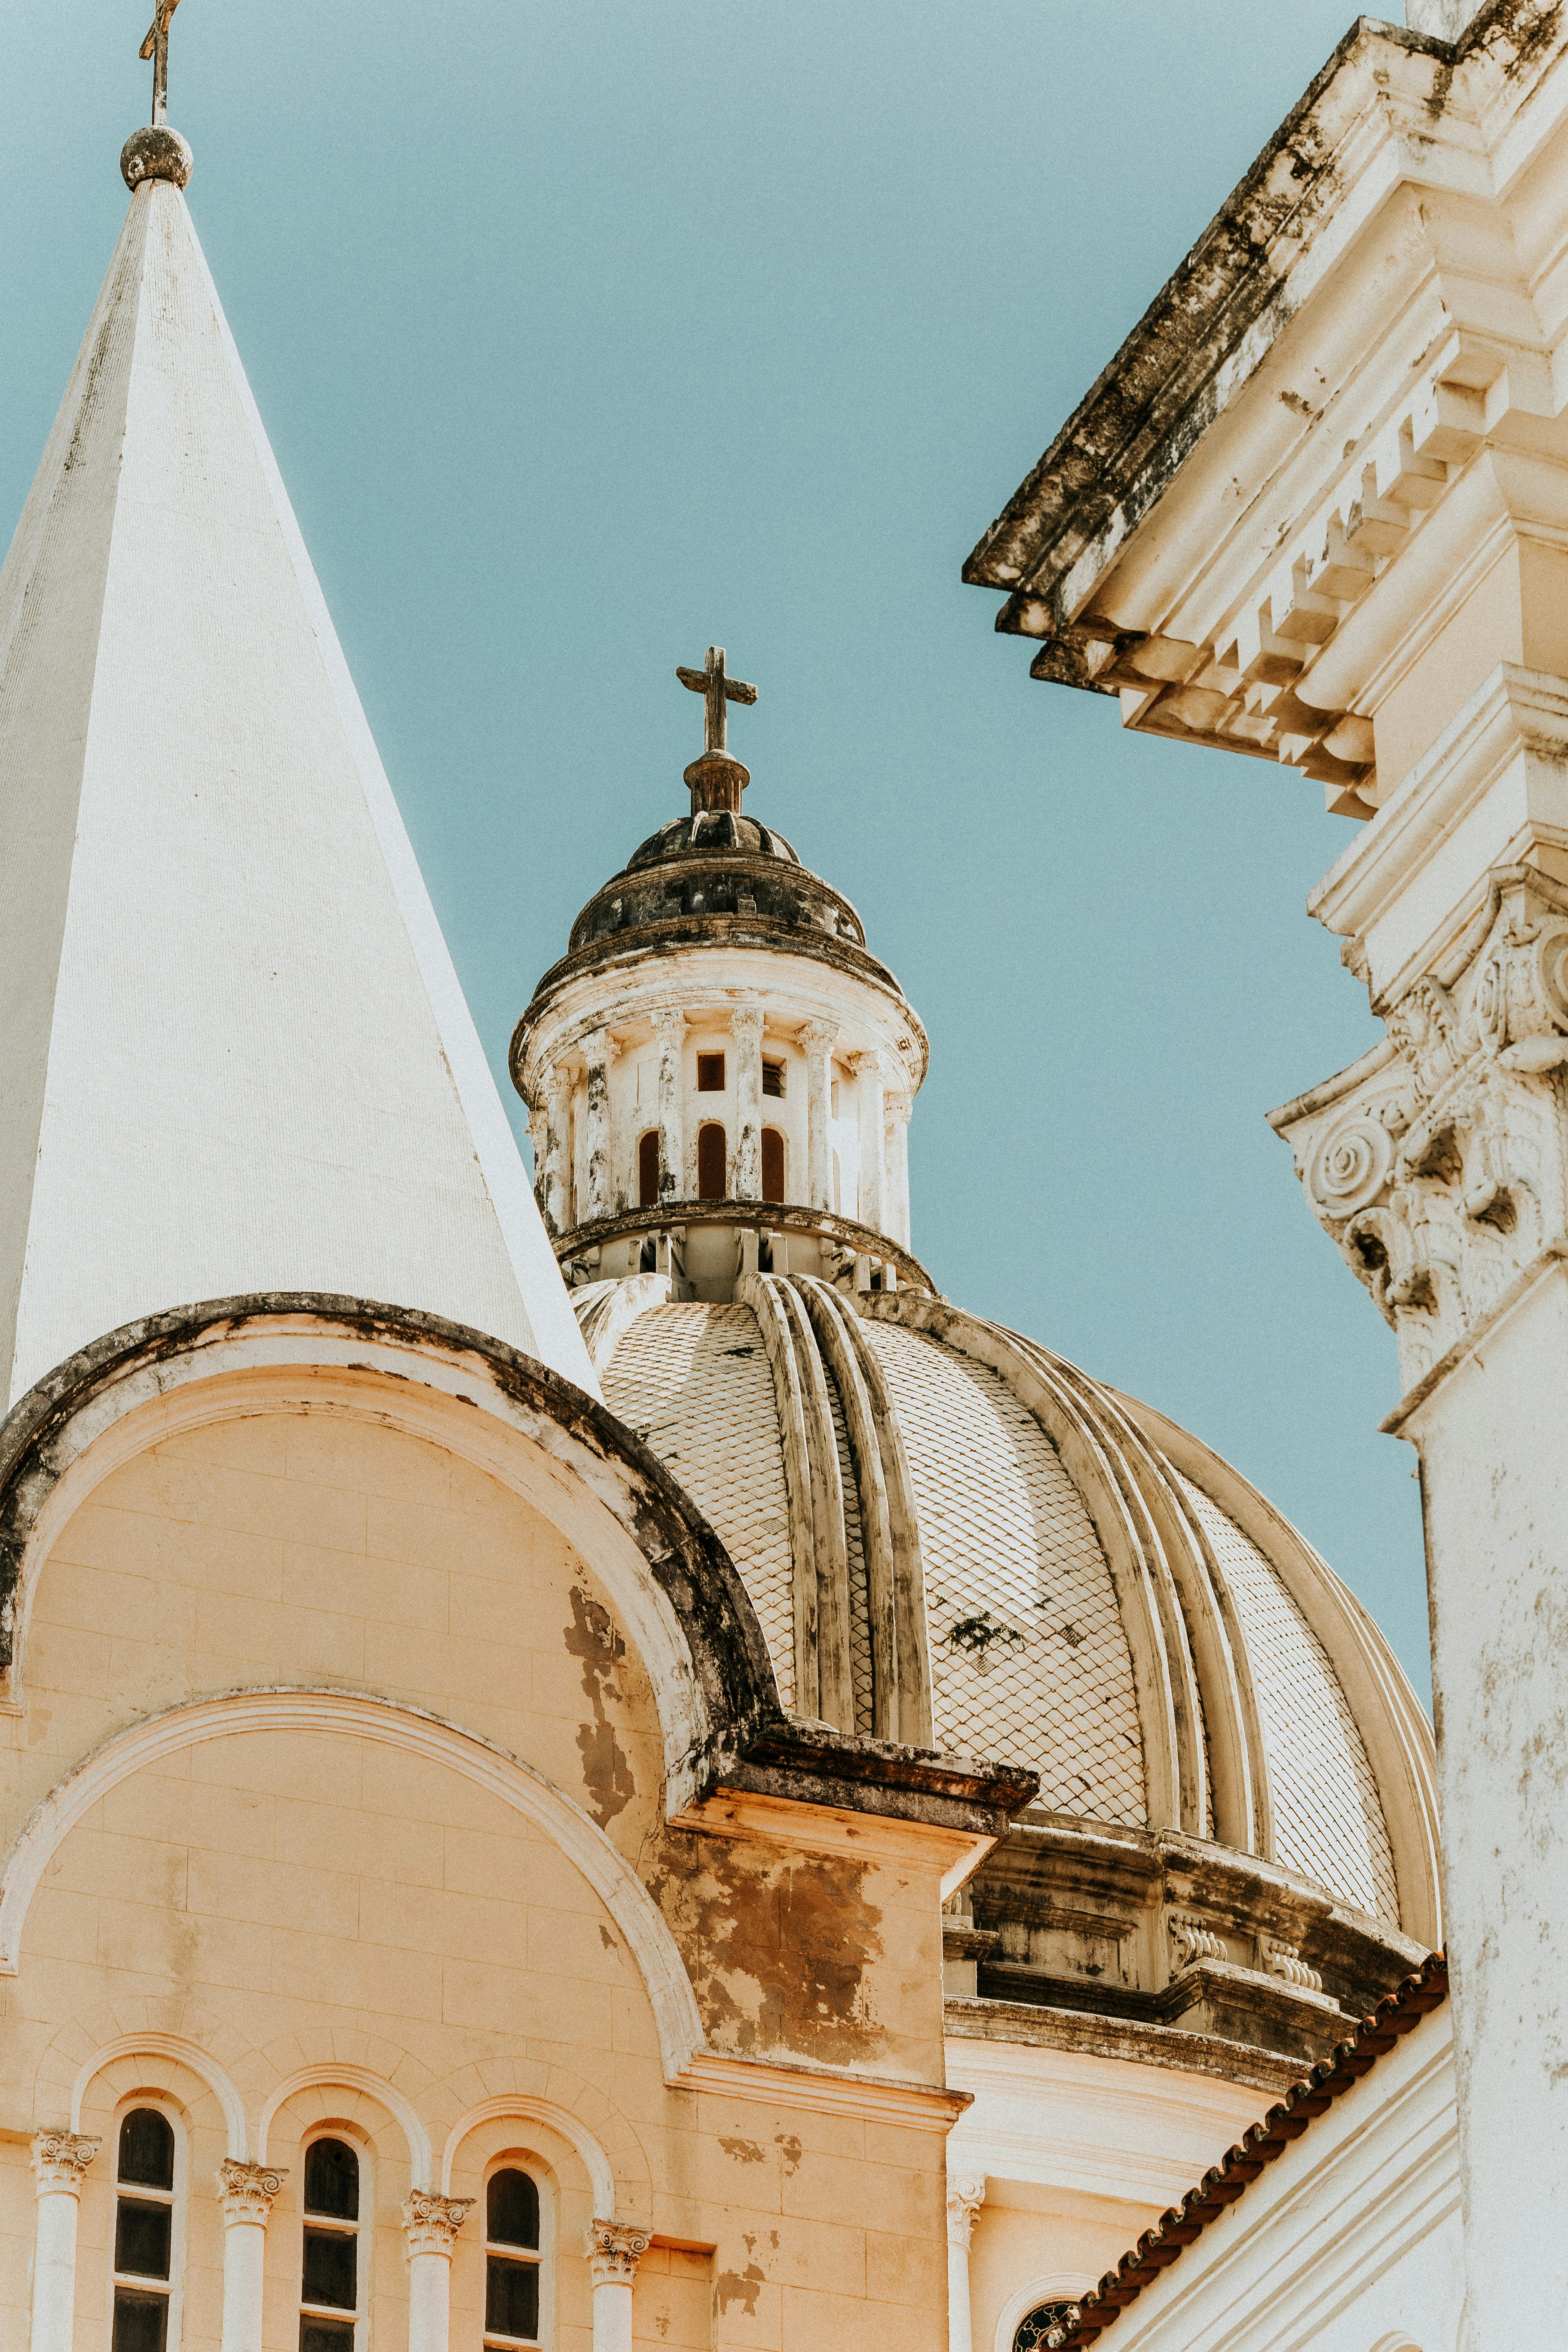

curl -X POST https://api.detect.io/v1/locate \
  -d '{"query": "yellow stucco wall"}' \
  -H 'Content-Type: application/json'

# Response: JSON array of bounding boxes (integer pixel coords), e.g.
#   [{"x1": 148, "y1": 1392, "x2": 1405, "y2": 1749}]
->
[{"x1": 0, "y1": 1400, "x2": 956, "y2": 2347}]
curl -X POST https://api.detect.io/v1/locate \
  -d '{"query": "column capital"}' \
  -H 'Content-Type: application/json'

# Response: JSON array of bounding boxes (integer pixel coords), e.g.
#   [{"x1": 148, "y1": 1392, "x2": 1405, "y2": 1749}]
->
[
  {"x1": 884, "y1": 1089, "x2": 913, "y2": 1125},
  {"x1": 586, "y1": 1027, "x2": 623, "y2": 1067},
  {"x1": 218, "y1": 2159, "x2": 288, "y2": 2226},
  {"x1": 946, "y1": 2174, "x2": 986, "y2": 2249},
  {"x1": 649, "y1": 1004, "x2": 688, "y2": 1038},
  {"x1": 585, "y1": 2217, "x2": 651, "y2": 2286},
  {"x1": 543, "y1": 1059, "x2": 573, "y2": 1101},
  {"x1": 729, "y1": 1001, "x2": 766, "y2": 1039},
  {"x1": 402, "y1": 2190, "x2": 475, "y2": 2259},
  {"x1": 797, "y1": 1019, "x2": 838, "y2": 1057},
  {"x1": 1272, "y1": 859, "x2": 1568, "y2": 1396},
  {"x1": 31, "y1": 2131, "x2": 99, "y2": 2196}
]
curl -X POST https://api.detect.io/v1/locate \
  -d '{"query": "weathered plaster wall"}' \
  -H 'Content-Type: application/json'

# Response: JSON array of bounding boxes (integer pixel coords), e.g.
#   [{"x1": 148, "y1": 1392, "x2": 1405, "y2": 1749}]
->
[{"x1": 0, "y1": 1402, "x2": 958, "y2": 2344}]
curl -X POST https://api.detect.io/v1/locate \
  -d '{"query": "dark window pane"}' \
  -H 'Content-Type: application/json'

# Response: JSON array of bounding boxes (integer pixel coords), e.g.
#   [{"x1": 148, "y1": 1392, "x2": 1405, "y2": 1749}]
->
[
  {"x1": 487, "y1": 2167, "x2": 539, "y2": 2249},
  {"x1": 761, "y1": 1128, "x2": 785, "y2": 1202},
  {"x1": 112, "y1": 2289, "x2": 169, "y2": 2352},
  {"x1": 696, "y1": 1054, "x2": 725, "y2": 1093},
  {"x1": 486, "y1": 2254, "x2": 540, "y2": 2340},
  {"x1": 300, "y1": 2324, "x2": 355, "y2": 2352},
  {"x1": 117, "y1": 2109, "x2": 175, "y2": 2191},
  {"x1": 303, "y1": 2138, "x2": 359, "y2": 2220},
  {"x1": 697, "y1": 1122, "x2": 726, "y2": 1199},
  {"x1": 115, "y1": 2198, "x2": 172, "y2": 2281},
  {"x1": 762, "y1": 1060, "x2": 785, "y2": 1099},
  {"x1": 301, "y1": 2226, "x2": 357, "y2": 2309},
  {"x1": 638, "y1": 1129, "x2": 660, "y2": 1207},
  {"x1": 1014, "y1": 2303, "x2": 1078, "y2": 2351}
]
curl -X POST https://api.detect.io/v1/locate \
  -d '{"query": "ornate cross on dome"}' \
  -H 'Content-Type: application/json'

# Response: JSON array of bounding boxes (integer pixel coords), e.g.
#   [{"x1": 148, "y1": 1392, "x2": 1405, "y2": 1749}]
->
[
  {"x1": 677, "y1": 646, "x2": 757, "y2": 757},
  {"x1": 138, "y1": 0, "x2": 182, "y2": 128}
]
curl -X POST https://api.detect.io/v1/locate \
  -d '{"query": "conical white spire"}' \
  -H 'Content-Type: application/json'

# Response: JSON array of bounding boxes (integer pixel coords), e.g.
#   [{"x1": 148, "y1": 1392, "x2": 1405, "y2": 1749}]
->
[{"x1": 0, "y1": 172, "x2": 594, "y2": 1404}]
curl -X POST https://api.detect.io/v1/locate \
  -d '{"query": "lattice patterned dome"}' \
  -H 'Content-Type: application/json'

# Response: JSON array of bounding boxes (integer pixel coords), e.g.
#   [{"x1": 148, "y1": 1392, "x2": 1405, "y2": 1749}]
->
[{"x1": 575, "y1": 1274, "x2": 1438, "y2": 1951}]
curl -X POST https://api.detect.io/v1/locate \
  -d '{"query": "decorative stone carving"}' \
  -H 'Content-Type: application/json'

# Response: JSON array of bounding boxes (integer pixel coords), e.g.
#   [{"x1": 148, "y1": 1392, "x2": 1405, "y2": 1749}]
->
[
  {"x1": 403, "y1": 2190, "x2": 475, "y2": 2257},
  {"x1": 946, "y1": 2175, "x2": 986, "y2": 2250},
  {"x1": 1167, "y1": 1911, "x2": 1226, "y2": 1972},
  {"x1": 1262, "y1": 1937, "x2": 1323, "y2": 1992},
  {"x1": 1273, "y1": 864, "x2": 1568, "y2": 1390},
  {"x1": 31, "y1": 2131, "x2": 99, "y2": 2195},
  {"x1": 218, "y1": 2159, "x2": 288, "y2": 2225},
  {"x1": 585, "y1": 2218, "x2": 651, "y2": 2286}
]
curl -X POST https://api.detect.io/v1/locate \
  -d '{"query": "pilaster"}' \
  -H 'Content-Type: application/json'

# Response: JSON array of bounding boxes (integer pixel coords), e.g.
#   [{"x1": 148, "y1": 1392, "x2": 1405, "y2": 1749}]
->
[
  {"x1": 731, "y1": 1002, "x2": 765, "y2": 1200},
  {"x1": 1272, "y1": 660, "x2": 1568, "y2": 2347},
  {"x1": 651, "y1": 1007, "x2": 687, "y2": 1207},
  {"x1": 404, "y1": 2192, "x2": 475, "y2": 2352},
  {"x1": 586, "y1": 2220, "x2": 651, "y2": 2352},
  {"x1": 799, "y1": 1020, "x2": 838, "y2": 1212},
  {"x1": 946, "y1": 2175, "x2": 986, "y2": 2352},
  {"x1": 30, "y1": 2133, "x2": 98, "y2": 2352},
  {"x1": 582, "y1": 1029, "x2": 622, "y2": 1220},
  {"x1": 851, "y1": 1050, "x2": 886, "y2": 1233},
  {"x1": 218, "y1": 2162, "x2": 287, "y2": 2352}
]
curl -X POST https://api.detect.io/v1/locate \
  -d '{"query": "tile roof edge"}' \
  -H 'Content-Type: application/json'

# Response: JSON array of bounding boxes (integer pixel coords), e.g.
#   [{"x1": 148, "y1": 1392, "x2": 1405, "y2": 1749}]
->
[{"x1": 1045, "y1": 1951, "x2": 1451, "y2": 2349}]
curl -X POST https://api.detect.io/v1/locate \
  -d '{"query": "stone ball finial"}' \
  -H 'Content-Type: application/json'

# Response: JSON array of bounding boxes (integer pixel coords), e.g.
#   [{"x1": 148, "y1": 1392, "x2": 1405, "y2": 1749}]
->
[{"x1": 121, "y1": 126, "x2": 193, "y2": 191}]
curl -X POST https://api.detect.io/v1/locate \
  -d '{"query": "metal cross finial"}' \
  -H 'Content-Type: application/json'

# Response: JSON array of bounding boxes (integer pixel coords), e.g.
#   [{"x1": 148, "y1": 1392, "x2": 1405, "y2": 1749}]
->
[
  {"x1": 138, "y1": 0, "x2": 182, "y2": 128},
  {"x1": 677, "y1": 646, "x2": 757, "y2": 757}
]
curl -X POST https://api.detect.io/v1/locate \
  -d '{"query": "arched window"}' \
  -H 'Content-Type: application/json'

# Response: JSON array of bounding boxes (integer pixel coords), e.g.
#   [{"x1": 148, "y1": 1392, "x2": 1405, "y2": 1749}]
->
[
  {"x1": 637, "y1": 1128, "x2": 659, "y2": 1208},
  {"x1": 761, "y1": 1127, "x2": 785, "y2": 1203},
  {"x1": 112, "y1": 2108, "x2": 177, "y2": 2352},
  {"x1": 484, "y1": 2167, "x2": 542, "y2": 2349},
  {"x1": 300, "y1": 2137, "x2": 361, "y2": 2351},
  {"x1": 697, "y1": 1122, "x2": 726, "y2": 1200},
  {"x1": 1015, "y1": 2302, "x2": 1078, "y2": 2351}
]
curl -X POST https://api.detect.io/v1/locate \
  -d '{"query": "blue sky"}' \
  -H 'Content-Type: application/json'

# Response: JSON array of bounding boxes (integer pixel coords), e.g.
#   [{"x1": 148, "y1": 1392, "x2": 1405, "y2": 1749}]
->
[{"x1": 5, "y1": 1, "x2": 1431, "y2": 1695}]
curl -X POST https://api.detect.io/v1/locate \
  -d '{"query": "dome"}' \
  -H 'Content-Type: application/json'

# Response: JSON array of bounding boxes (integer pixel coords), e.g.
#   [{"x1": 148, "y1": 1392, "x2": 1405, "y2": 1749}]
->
[
  {"x1": 561, "y1": 801, "x2": 873, "y2": 961},
  {"x1": 626, "y1": 808, "x2": 802, "y2": 870},
  {"x1": 574, "y1": 1268, "x2": 1440, "y2": 2066}
]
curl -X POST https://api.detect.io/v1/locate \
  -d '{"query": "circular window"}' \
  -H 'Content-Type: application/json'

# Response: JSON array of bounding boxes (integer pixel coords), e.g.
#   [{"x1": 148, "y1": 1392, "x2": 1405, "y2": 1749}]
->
[{"x1": 1014, "y1": 2303, "x2": 1078, "y2": 2352}]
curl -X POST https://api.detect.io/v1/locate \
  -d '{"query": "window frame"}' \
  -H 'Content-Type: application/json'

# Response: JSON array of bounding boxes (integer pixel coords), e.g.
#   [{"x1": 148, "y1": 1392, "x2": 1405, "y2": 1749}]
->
[
  {"x1": 761, "y1": 1125, "x2": 787, "y2": 1204},
  {"x1": 696, "y1": 1121, "x2": 727, "y2": 1201},
  {"x1": 107, "y1": 2098, "x2": 186, "y2": 2352},
  {"x1": 695, "y1": 1051, "x2": 726, "y2": 1094},
  {"x1": 481, "y1": 2158, "x2": 551, "y2": 2352},
  {"x1": 761, "y1": 1056, "x2": 787, "y2": 1099},
  {"x1": 636, "y1": 1127, "x2": 660, "y2": 1209},
  {"x1": 297, "y1": 2130, "x2": 370, "y2": 2352}
]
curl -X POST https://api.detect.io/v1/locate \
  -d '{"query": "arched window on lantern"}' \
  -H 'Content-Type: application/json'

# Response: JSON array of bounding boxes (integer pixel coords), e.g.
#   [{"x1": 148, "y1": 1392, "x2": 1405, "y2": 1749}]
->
[
  {"x1": 484, "y1": 2165, "x2": 543, "y2": 2349},
  {"x1": 697, "y1": 1122, "x2": 726, "y2": 1200},
  {"x1": 761, "y1": 1127, "x2": 785, "y2": 1203},
  {"x1": 111, "y1": 2107, "x2": 181, "y2": 2352},
  {"x1": 299, "y1": 2135, "x2": 363, "y2": 2350},
  {"x1": 637, "y1": 1128, "x2": 659, "y2": 1208}
]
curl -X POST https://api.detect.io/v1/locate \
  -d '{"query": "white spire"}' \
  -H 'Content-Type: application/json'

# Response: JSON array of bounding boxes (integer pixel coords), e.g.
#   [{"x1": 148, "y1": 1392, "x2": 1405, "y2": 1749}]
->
[{"x1": 0, "y1": 171, "x2": 594, "y2": 1405}]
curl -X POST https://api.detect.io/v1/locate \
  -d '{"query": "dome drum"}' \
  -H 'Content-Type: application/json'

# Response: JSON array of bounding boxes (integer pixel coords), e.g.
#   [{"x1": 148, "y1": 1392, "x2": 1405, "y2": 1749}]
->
[{"x1": 556, "y1": 1199, "x2": 936, "y2": 1304}]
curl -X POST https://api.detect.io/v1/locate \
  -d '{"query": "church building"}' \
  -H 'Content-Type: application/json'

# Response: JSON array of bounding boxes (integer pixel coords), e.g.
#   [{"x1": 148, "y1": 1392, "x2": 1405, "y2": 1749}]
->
[{"x1": 9, "y1": 4, "x2": 1550, "y2": 2349}]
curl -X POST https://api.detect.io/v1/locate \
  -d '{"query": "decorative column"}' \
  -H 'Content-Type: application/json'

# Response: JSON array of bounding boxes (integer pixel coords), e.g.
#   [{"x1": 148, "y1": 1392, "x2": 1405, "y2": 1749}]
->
[
  {"x1": 731, "y1": 1003, "x2": 765, "y2": 1200},
  {"x1": 29, "y1": 2131, "x2": 99, "y2": 2352},
  {"x1": 945, "y1": 2176, "x2": 986, "y2": 2352},
  {"x1": 799, "y1": 1020, "x2": 837, "y2": 1213},
  {"x1": 851, "y1": 1051, "x2": 886, "y2": 1234},
  {"x1": 218, "y1": 2160, "x2": 287, "y2": 2352},
  {"x1": 586, "y1": 2219, "x2": 651, "y2": 2352},
  {"x1": 541, "y1": 1064, "x2": 574, "y2": 1236},
  {"x1": 883, "y1": 1084, "x2": 912, "y2": 1250},
  {"x1": 1269, "y1": 683, "x2": 1568, "y2": 2344},
  {"x1": 403, "y1": 2191, "x2": 475, "y2": 2352},
  {"x1": 581, "y1": 1030, "x2": 621, "y2": 1220},
  {"x1": 651, "y1": 1008, "x2": 686, "y2": 1206}
]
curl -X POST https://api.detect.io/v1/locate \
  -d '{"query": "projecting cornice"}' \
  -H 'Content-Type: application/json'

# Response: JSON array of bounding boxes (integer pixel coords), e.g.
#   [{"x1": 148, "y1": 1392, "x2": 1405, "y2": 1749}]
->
[{"x1": 964, "y1": 1, "x2": 1568, "y2": 816}]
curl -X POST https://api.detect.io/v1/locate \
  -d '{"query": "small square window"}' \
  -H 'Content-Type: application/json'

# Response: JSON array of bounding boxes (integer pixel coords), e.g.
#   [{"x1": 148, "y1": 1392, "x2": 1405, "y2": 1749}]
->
[
  {"x1": 762, "y1": 1059, "x2": 786, "y2": 1099},
  {"x1": 696, "y1": 1053, "x2": 726, "y2": 1092}
]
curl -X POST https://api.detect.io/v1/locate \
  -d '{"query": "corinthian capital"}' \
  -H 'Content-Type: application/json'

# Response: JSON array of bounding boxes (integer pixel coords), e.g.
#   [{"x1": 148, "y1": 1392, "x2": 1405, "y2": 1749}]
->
[
  {"x1": 31, "y1": 2131, "x2": 100, "y2": 2195},
  {"x1": 1272, "y1": 861, "x2": 1568, "y2": 1393},
  {"x1": 797, "y1": 1019, "x2": 837, "y2": 1058},
  {"x1": 946, "y1": 2174, "x2": 985, "y2": 2249},
  {"x1": 729, "y1": 1001, "x2": 765, "y2": 1040},
  {"x1": 585, "y1": 2217, "x2": 651, "y2": 2286},
  {"x1": 649, "y1": 1004, "x2": 687, "y2": 1039},
  {"x1": 403, "y1": 2190, "x2": 475, "y2": 2258},
  {"x1": 218, "y1": 2159, "x2": 288, "y2": 2226}
]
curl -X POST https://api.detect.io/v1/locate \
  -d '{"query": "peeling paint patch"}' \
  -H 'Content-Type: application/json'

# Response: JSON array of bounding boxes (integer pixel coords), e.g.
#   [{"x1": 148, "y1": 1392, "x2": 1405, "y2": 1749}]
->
[
  {"x1": 565, "y1": 1584, "x2": 637, "y2": 1825},
  {"x1": 715, "y1": 2263, "x2": 766, "y2": 2317}
]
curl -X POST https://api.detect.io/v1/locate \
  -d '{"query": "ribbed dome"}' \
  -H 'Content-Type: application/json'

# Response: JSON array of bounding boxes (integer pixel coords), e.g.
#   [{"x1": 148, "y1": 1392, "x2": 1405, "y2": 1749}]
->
[
  {"x1": 563, "y1": 805, "x2": 871, "y2": 959},
  {"x1": 626, "y1": 808, "x2": 802, "y2": 870},
  {"x1": 575, "y1": 1274, "x2": 1438, "y2": 1942}
]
